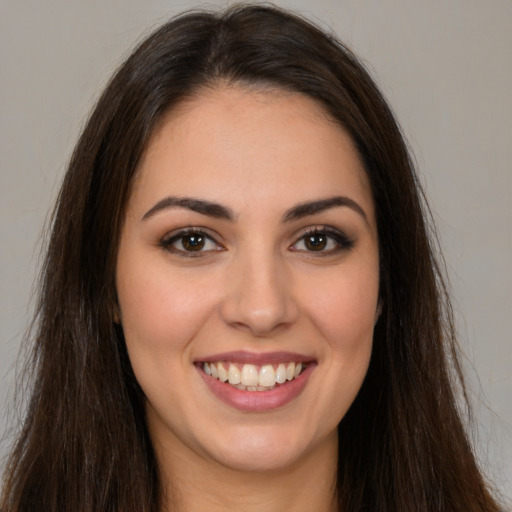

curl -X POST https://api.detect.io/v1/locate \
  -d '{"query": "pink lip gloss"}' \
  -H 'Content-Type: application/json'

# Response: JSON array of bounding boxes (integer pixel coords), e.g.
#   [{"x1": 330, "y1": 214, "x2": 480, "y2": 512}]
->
[{"x1": 197, "y1": 362, "x2": 315, "y2": 412}]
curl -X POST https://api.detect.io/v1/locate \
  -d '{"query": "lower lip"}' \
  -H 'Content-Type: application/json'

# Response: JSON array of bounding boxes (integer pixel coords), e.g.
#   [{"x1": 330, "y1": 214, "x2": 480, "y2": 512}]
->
[{"x1": 197, "y1": 363, "x2": 315, "y2": 412}]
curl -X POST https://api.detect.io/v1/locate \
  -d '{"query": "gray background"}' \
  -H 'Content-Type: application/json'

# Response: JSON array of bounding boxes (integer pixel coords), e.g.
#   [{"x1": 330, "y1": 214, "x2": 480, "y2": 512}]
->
[{"x1": 1, "y1": 0, "x2": 511, "y2": 504}]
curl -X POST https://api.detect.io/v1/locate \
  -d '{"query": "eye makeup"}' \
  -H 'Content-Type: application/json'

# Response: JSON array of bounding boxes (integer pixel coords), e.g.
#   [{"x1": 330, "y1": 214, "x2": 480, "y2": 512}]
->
[
  {"x1": 158, "y1": 228, "x2": 225, "y2": 257},
  {"x1": 290, "y1": 226, "x2": 355, "y2": 256},
  {"x1": 158, "y1": 224, "x2": 355, "y2": 259}
]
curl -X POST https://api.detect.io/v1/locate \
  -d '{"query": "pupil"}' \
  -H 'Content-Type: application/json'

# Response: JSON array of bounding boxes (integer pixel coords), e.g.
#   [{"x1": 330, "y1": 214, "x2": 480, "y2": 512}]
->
[
  {"x1": 306, "y1": 234, "x2": 326, "y2": 251},
  {"x1": 183, "y1": 234, "x2": 205, "y2": 251}
]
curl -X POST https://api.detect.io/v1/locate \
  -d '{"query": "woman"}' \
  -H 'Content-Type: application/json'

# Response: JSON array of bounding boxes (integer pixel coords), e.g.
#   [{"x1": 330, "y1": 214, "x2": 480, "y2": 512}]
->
[{"x1": 0, "y1": 4, "x2": 503, "y2": 511}]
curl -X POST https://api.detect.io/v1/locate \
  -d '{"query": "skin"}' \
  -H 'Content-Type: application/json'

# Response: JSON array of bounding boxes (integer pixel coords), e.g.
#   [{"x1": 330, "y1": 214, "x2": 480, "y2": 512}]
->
[{"x1": 116, "y1": 86, "x2": 380, "y2": 512}]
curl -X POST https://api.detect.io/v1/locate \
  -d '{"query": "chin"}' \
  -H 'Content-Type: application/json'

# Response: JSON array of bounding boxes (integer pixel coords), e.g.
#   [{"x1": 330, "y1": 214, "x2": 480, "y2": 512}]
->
[{"x1": 201, "y1": 424, "x2": 330, "y2": 474}]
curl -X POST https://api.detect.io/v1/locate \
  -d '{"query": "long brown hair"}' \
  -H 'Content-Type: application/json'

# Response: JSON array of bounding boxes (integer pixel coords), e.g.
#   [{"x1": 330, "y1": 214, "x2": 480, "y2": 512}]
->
[{"x1": 1, "y1": 4, "x2": 502, "y2": 511}]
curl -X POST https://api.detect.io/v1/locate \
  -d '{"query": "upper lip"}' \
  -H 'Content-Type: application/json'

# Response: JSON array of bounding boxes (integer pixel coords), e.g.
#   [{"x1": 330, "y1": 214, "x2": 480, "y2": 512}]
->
[{"x1": 195, "y1": 350, "x2": 316, "y2": 366}]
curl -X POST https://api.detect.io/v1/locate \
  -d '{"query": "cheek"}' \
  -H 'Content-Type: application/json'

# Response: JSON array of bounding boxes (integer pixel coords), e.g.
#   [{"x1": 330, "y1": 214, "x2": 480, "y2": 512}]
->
[
  {"x1": 116, "y1": 260, "x2": 219, "y2": 359},
  {"x1": 300, "y1": 263, "x2": 379, "y2": 349}
]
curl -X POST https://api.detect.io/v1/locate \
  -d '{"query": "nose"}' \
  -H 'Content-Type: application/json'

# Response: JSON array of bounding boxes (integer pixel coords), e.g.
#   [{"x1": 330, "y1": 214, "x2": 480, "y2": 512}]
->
[{"x1": 220, "y1": 250, "x2": 298, "y2": 337}]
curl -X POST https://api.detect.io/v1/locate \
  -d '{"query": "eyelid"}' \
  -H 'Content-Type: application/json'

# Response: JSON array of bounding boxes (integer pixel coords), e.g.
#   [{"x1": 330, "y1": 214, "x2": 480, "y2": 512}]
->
[
  {"x1": 159, "y1": 227, "x2": 225, "y2": 256},
  {"x1": 157, "y1": 224, "x2": 354, "y2": 258},
  {"x1": 289, "y1": 225, "x2": 355, "y2": 254}
]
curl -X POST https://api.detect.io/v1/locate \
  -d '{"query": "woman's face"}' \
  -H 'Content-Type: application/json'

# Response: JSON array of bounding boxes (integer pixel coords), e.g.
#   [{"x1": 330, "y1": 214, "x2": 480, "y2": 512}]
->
[{"x1": 116, "y1": 87, "x2": 380, "y2": 473}]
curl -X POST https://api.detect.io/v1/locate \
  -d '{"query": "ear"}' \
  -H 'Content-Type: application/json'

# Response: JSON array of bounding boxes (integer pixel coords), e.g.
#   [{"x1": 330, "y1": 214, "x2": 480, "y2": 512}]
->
[
  {"x1": 374, "y1": 299, "x2": 383, "y2": 325},
  {"x1": 112, "y1": 299, "x2": 121, "y2": 325}
]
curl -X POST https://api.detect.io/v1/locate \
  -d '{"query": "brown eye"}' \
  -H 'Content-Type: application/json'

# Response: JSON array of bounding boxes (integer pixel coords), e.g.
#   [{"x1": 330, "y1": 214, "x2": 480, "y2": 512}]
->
[
  {"x1": 160, "y1": 229, "x2": 222, "y2": 256},
  {"x1": 181, "y1": 233, "x2": 206, "y2": 251},
  {"x1": 290, "y1": 228, "x2": 355, "y2": 255},
  {"x1": 304, "y1": 233, "x2": 328, "y2": 251}
]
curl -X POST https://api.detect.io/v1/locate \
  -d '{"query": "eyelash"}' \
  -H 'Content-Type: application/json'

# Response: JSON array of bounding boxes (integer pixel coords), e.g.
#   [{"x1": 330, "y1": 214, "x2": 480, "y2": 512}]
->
[
  {"x1": 290, "y1": 227, "x2": 355, "y2": 255},
  {"x1": 159, "y1": 228, "x2": 223, "y2": 258},
  {"x1": 159, "y1": 226, "x2": 354, "y2": 258}
]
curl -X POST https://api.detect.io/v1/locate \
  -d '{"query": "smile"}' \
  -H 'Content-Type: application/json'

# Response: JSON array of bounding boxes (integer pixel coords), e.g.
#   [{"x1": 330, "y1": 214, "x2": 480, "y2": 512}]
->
[
  {"x1": 196, "y1": 351, "x2": 316, "y2": 411},
  {"x1": 202, "y1": 361, "x2": 307, "y2": 391}
]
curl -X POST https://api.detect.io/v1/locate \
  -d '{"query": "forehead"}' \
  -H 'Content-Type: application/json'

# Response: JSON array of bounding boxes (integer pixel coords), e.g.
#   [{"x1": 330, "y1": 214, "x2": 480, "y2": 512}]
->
[{"x1": 131, "y1": 86, "x2": 374, "y2": 223}]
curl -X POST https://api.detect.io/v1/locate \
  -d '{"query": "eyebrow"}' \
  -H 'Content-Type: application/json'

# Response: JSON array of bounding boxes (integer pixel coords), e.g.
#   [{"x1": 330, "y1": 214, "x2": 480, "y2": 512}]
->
[
  {"x1": 142, "y1": 196, "x2": 234, "y2": 221},
  {"x1": 282, "y1": 196, "x2": 368, "y2": 223},
  {"x1": 142, "y1": 195, "x2": 367, "y2": 223}
]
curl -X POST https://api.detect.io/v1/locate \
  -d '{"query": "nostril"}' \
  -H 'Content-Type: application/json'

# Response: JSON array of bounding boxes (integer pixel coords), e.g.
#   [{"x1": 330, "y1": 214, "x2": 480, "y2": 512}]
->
[
  {"x1": 219, "y1": 261, "x2": 299, "y2": 334},
  {"x1": 220, "y1": 301, "x2": 292, "y2": 333}
]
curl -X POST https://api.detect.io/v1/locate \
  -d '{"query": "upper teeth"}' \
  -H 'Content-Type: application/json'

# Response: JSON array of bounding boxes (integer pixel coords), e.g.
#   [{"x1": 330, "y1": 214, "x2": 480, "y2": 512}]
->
[{"x1": 203, "y1": 362, "x2": 304, "y2": 390}]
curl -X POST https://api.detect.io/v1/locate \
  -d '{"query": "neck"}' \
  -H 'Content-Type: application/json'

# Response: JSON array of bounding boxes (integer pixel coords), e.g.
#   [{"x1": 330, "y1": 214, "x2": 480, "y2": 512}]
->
[{"x1": 156, "y1": 432, "x2": 339, "y2": 512}]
